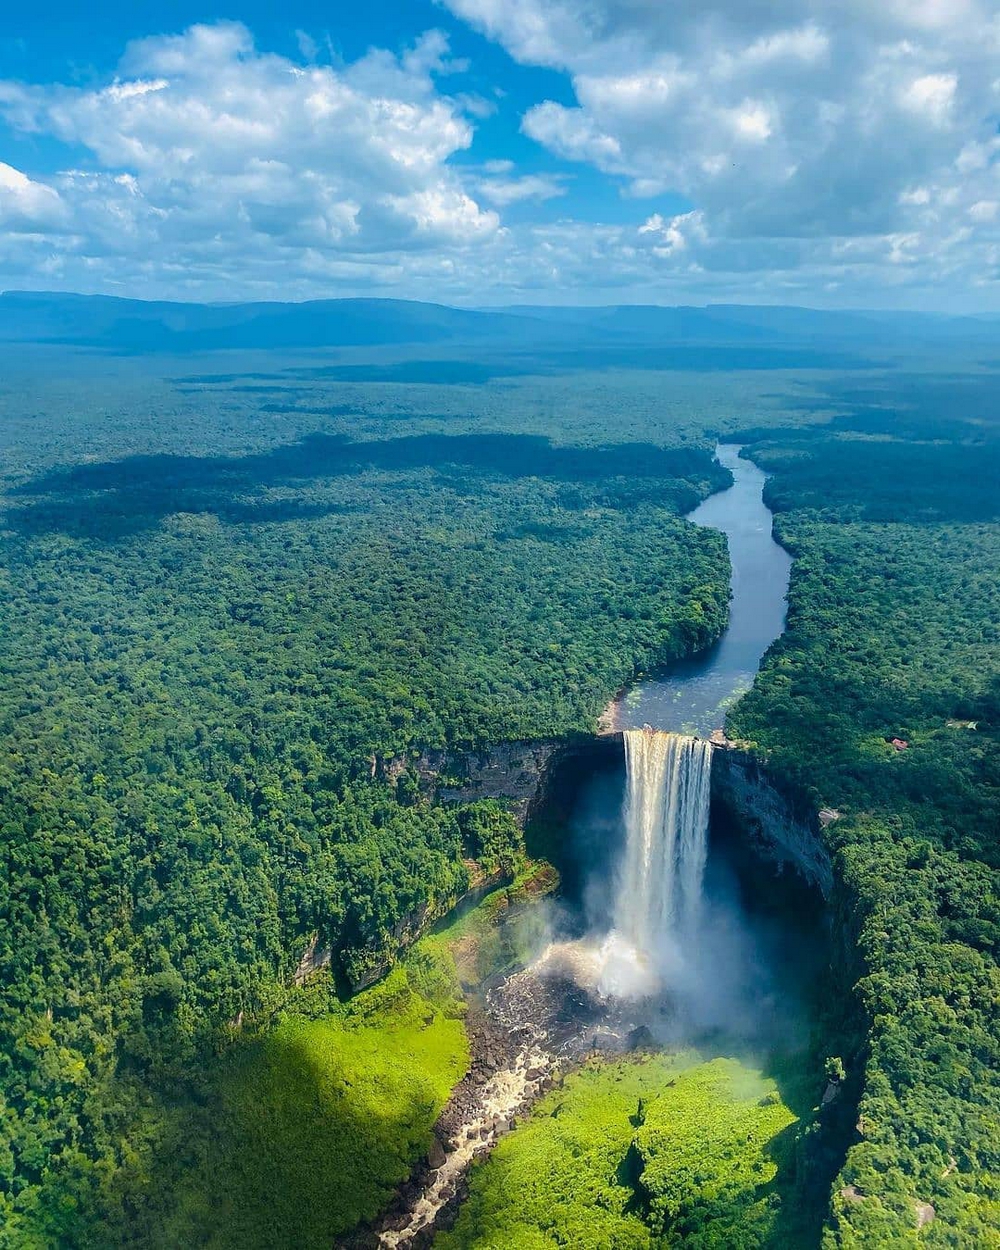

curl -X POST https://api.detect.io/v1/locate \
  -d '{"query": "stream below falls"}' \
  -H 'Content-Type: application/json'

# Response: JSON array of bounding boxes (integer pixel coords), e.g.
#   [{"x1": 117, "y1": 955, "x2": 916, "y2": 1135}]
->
[{"x1": 367, "y1": 443, "x2": 805, "y2": 1247}]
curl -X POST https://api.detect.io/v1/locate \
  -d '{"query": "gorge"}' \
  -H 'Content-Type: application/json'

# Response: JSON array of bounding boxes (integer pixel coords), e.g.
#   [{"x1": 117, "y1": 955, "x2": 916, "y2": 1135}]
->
[
  {"x1": 3, "y1": 287, "x2": 996, "y2": 1249},
  {"x1": 364, "y1": 444, "x2": 838, "y2": 1247}
]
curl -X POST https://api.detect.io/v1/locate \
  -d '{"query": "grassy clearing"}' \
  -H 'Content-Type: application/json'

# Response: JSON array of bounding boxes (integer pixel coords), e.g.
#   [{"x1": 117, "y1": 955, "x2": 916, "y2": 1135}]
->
[
  {"x1": 151, "y1": 954, "x2": 467, "y2": 1247},
  {"x1": 437, "y1": 1053, "x2": 809, "y2": 1250},
  {"x1": 150, "y1": 867, "x2": 558, "y2": 1248}
]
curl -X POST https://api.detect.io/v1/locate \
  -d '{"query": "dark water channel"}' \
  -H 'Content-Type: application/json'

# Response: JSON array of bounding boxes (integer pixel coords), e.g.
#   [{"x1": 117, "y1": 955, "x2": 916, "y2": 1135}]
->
[
  {"x1": 613, "y1": 443, "x2": 792, "y2": 736},
  {"x1": 531, "y1": 435, "x2": 829, "y2": 1056}
]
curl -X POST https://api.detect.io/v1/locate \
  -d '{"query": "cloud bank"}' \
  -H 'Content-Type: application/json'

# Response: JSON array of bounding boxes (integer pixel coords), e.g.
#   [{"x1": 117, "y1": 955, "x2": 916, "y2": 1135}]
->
[
  {"x1": 444, "y1": 0, "x2": 1000, "y2": 304},
  {"x1": 2, "y1": 6, "x2": 1000, "y2": 306},
  {"x1": 0, "y1": 23, "x2": 498, "y2": 298}
]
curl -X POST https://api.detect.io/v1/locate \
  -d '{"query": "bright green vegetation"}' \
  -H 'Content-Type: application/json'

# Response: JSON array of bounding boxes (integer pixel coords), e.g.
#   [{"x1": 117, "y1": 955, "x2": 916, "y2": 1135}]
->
[
  {"x1": 438, "y1": 1054, "x2": 807, "y2": 1249},
  {"x1": 419, "y1": 859, "x2": 561, "y2": 990},
  {"x1": 2, "y1": 336, "x2": 1000, "y2": 1246},
  {"x1": 729, "y1": 417, "x2": 1000, "y2": 1246},
  {"x1": 105, "y1": 866, "x2": 551, "y2": 1249},
  {"x1": 0, "y1": 354, "x2": 731, "y2": 1243},
  {"x1": 158, "y1": 963, "x2": 467, "y2": 1249}
]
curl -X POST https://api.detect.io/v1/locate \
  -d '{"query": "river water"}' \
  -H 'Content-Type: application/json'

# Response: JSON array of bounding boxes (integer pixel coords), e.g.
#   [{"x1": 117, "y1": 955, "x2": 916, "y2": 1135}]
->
[
  {"x1": 612, "y1": 443, "x2": 791, "y2": 736},
  {"x1": 371, "y1": 443, "x2": 795, "y2": 1247}
]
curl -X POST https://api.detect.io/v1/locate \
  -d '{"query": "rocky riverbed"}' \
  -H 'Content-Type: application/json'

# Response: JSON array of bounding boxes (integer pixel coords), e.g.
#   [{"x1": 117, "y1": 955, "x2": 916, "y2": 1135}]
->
[{"x1": 342, "y1": 954, "x2": 634, "y2": 1249}]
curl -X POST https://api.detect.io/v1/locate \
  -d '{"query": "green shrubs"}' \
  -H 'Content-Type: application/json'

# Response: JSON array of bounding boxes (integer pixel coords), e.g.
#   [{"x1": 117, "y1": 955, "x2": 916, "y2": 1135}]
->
[
  {"x1": 119, "y1": 954, "x2": 468, "y2": 1249},
  {"x1": 438, "y1": 1055, "x2": 806, "y2": 1249},
  {"x1": 639, "y1": 1060, "x2": 799, "y2": 1247},
  {"x1": 729, "y1": 428, "x2": 1000, "y2": 1245}
]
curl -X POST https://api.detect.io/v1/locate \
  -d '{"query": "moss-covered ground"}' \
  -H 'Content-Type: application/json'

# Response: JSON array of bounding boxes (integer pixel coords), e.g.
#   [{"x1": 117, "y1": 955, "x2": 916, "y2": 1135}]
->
[
  {"x1": 142, "y1": 865, "x2": 558, "y2": 1248},
  {"x1": 151, "y1": 961, "x2": 466, "y2": 1247},
  {"x1": 437, "y1": 1051, "x2": 818, "y2": 1250}
]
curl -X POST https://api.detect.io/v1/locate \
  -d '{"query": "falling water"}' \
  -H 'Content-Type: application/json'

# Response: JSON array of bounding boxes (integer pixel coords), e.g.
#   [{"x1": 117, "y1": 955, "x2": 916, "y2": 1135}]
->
[
  {"x1": 529, "y1": 730, "x2": 716, "y2": 1001},
  {"x1": 614, "y1": 728, "x2": 714, "y2": 959}
]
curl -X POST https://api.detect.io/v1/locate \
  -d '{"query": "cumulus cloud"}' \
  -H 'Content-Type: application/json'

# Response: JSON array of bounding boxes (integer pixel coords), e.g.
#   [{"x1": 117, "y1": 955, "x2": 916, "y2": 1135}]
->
[
  {"x1": 2, "y1": 8, "x2": 1000, "y2": 305},
  {"x1": 444, "y1": 0, "x2": 1000, "y2": 302},
  {"x1": 0, "y1": 22, "x2": 499, "y2": 296},
  {"x1": 0, "y1": 162, "x2": 66, "y2": 229},
  {"x1": 476, "y1": 171, "x2": 568, "y2": 206}
]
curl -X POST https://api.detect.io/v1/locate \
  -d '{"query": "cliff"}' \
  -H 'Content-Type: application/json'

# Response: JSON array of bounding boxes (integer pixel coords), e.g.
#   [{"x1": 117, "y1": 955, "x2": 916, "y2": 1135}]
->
[
  {"x1": 301, "y1": 730, "x2": 833, "y2": 995},
  {"x1": 379, "y1": 738, "x2": 578, "y2": 827},
  {"x1": 710, "y1": 746, "x2": 833, "y2": 896}
]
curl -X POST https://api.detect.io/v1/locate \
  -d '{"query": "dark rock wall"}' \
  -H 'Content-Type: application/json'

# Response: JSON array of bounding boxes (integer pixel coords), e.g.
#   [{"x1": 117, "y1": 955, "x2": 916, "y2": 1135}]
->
[{"x1": 710, "y1": 748, "x2": 833, "y2": 896}]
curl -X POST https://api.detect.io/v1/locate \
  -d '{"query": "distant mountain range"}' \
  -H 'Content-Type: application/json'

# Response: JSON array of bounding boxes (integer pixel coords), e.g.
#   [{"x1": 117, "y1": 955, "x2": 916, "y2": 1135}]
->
[{"x1": 0, "y1": 289, "x2": 996, "y2": 352}]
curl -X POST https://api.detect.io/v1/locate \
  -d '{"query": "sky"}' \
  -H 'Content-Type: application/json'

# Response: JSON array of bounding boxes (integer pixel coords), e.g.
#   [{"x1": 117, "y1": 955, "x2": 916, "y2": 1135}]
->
[{"x1": 1, "y1": 0, "x2": 999, "y2": 308}]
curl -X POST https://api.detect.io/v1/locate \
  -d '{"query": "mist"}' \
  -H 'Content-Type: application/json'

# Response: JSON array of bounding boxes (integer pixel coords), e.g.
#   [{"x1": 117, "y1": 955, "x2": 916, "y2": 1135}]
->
[{"x1": 532, "y1": 738, "x2": 824, "y2": 1057}]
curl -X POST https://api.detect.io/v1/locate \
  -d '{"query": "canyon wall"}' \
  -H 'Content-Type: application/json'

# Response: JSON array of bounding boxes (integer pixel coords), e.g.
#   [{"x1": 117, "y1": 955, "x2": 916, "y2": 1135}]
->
[
  {"x1": 297, "y1": 732, "x2": 833, "y2": 994},
  {"x1": 710, "y1": 747, "x2": 834, "y2": 896}
]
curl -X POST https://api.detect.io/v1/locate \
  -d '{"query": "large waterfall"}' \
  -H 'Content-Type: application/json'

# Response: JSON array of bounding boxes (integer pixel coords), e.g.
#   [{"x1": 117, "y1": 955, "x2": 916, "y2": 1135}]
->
[
  {"x1": 612, "y1": 729, "x2": 714, "y2": 964},
  {"x1": 533, "y1": 728, "x2": 715, "y2": 1000}
]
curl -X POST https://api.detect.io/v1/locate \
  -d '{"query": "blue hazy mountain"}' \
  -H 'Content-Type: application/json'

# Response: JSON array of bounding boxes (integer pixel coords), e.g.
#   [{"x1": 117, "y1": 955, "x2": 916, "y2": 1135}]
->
[{"x1": 0, "y1": 289, "x2": 995, "y2": 353}]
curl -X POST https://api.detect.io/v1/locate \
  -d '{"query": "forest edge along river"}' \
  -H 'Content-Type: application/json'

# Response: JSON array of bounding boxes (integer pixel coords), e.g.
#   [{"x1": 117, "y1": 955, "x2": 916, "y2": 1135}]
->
[
  {"x1": 363, "y1": 442, "x2": 802, "y2": 1248},
  {"x1": 608, "y1": 442, "x2": 792, "y2": 738}
]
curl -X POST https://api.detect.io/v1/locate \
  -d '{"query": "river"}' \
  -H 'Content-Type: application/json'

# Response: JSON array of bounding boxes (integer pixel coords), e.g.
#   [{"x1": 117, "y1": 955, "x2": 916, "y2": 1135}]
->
[
  {"x1": 612, "y1": 442, "x2": 791, "y2": 736},
  {"x1": 369, "y1": 442, "x2": 797, "y2": 1247}
]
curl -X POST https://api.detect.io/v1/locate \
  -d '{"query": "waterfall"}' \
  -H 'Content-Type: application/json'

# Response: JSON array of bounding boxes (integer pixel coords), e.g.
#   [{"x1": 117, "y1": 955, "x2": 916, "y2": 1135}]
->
[
  {"x1": 531, "y1": 728, "x2": 715, "y2": 1000},
  {"x1": 613, "y1": 729, "x2": 714, "y2": 961}
]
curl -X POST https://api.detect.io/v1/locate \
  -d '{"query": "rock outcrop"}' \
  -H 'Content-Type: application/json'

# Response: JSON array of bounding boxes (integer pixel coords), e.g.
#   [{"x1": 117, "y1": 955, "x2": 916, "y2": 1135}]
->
[
  {"x1": 379, "y1": 739, "x2": 568, "y2": 827},
  {"x1": 710, "y1": 748, "x2": 833, "y2": 896}
]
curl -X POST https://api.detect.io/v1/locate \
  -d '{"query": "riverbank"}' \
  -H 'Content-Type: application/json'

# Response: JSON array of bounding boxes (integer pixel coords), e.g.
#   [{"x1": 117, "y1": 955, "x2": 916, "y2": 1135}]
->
[
  {"x1": 435, "y1": 1050, "x2": 821, "y2": 1250},
  {"x1": 169, "y1": 439, "x2": 817, "y2": 1250},
  {"x1": 611, "y1": 443, "x2": 792, "y2": 737}
]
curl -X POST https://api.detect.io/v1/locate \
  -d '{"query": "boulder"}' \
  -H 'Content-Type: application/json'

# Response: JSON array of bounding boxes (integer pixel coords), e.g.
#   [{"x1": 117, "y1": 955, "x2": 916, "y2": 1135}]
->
[{"x1": 427, "y1": 1136, "x2": 447, "y2": 1170}]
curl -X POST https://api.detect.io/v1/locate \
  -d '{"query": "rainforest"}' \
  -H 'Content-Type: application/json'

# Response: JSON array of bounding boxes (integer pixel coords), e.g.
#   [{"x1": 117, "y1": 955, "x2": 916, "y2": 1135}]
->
[{"x1": 1, "y1": 298, "x2": 999, "y2": 1250}]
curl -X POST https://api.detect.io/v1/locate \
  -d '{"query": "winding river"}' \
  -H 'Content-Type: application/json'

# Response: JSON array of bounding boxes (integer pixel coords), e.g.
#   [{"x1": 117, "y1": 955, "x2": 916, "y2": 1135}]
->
[
  {"x1": 612, "y1": 442, "x2": 792, "y2": 736},
  {"x1": 371, "y1": 442, "x2": 793, "y2": 1247}
]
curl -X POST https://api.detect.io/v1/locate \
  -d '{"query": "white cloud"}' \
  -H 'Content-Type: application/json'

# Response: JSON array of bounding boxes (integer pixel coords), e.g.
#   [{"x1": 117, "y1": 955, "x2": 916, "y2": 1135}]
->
[
  {"x1": 522, "y1": 101, "x2": 624, "y2": 167},
  {"x1": 900, "y1": 72, "x2": 958, "y2": 123},
  {"x1": 730, "y1": 101, "x2": 773, "y2": 142},
  {"x1": 737, "y1": 25, "x2": 830, "y2": 67},
  {"x1": 638, "y1": 210, "x2": 705, "y2": 256},
  {"x1": 900, "y1": 186, "x2": 931, "y2": 206},
  {"x1": 443, "y1": 0, "x2": 1000, "y2": 302},
  {"x1": 0, "y1": 162, "x2": 65, "y2": 229},
  {"x1": 2, "y1": 9, "x2": 1000, "y2": 306},
  {"x1": 476, "y1": 172, "x2": 567, "y2": 206},
  {"x1": 0, "y1": 22, "x2": 498, "y2": 295},
  {"x1": 969, "y1": 200, "x2": 999, "y2": 222}
]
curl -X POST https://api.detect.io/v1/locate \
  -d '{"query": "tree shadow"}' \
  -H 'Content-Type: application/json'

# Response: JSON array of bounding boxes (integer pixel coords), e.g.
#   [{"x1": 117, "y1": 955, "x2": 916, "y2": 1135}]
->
[
  {"x1": 8, "y1": 432, "x2": 715, "y2": 540},
  {"x1": 40, "y1": 1011, "x2": 451, "y2": 1250},
  {"x1": 6, "y1": 492, "x2": 362, "y2": 539}
]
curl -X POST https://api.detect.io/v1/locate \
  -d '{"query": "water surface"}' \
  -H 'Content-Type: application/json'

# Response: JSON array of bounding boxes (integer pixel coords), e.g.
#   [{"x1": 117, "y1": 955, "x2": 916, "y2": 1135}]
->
[{"x1": 614, "y1": 443, "x2": 791, "y2": 735}]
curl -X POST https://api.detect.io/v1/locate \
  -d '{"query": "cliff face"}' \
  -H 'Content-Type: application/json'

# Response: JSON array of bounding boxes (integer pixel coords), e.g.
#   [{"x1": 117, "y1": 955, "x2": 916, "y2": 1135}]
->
[
  {"x1": 295, "y1": 862, "x2": 516, "y2": 993},
  {"x1": 381, "y1": 739, "x2": 580, "y2": 827},
  {"x1": 710, "y1": 748, "x2": 833, "y2": 896},
  {"x1": 439, "y1": 741, "x2": 566, "y2": 825},
  {"x1": 382, "y1": 732, "x2": 833, "y2": 897},
  {"x1": 307, "y1": 732, "x2": 832, "y2": 995},
  {"x1": 296, "y1": 744, "x2": 574, "y2": 994}
]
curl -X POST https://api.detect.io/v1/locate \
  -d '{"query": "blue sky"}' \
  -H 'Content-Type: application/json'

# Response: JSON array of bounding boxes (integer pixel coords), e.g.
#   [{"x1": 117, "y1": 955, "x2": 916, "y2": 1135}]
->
[{"x1": 1, "y1": 1, "x2": 998, "y2": 307}]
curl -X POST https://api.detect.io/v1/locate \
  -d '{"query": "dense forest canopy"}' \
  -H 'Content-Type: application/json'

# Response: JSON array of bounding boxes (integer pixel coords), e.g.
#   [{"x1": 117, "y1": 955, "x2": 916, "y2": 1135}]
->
[
  {"x1": 728, "y1": 418, "x2": 1000, "y2": 1244},
  {"x1": 0, "y1": 345, "x2": 735, "y2": 1243},
  {"x1": 1, "y1": 325, "x2": 999, "y2": 1246}
]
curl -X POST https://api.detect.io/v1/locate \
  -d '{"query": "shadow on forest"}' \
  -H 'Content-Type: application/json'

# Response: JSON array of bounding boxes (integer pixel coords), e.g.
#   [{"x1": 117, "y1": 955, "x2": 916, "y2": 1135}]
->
[
  {"x1": 34, "y1": 1021, "x2": 420, "y2": 1249},
  {"x1": 7, "y1": 431, "x2": 714, "y2": 539},
  {"x1": 169, "y1": 344, "x2": 867, "y2": 383}
]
